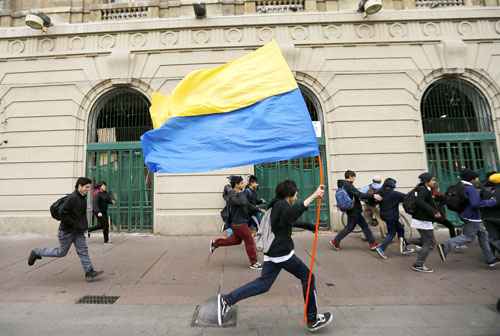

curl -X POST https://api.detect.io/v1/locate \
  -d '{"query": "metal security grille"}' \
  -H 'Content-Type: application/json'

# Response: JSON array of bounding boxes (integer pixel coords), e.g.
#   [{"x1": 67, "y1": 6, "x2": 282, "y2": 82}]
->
[
  {"x1": 87, "y1": 88, "x2": 153, "y2": 232},
  {"x1": 94, "y1": 91, "x2": 152, "y2": 143},
  {"x1": 76, "y1": 295, "x2": 119, "y2": 304},
  {"x1": 421, "y1": 79, "x2": 493, "y2": 134}
]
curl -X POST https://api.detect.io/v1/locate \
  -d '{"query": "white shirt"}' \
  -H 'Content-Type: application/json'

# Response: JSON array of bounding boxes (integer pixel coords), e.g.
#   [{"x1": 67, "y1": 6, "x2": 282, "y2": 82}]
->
[{"x1": 263, "y1": 250, "x2": 295, "y2": 263}]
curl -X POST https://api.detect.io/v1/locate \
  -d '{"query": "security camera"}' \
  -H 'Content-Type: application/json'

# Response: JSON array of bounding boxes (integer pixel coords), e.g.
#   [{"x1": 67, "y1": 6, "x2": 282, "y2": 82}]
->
[
  {"x1": 25, "y1": 12, "x2": 52, "y2": 32},
  {"x1": 357, "y1": 0, "x2": 382, "y2": 17}
]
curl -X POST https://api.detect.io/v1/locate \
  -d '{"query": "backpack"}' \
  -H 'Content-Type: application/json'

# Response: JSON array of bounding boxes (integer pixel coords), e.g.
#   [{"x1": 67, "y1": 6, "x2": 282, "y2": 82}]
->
[
  {"x1": 220, "y1": 205, "x2": 230, "y2": 225},
  {"x1": 50, "y1": 195, "x2": 69, "y2": 221},
  {"x1": 335, "y1": 188, "x2": 353, "y2": 212},
  {"x1": 403, "y1": 188, "x2": 418, "y2": 215},
  {"x1": 445, "y1": 182, "x2": 467, "y2": 213},
  {"x1": 255, "y1": 209, "x2": 274, "y2": 253}
]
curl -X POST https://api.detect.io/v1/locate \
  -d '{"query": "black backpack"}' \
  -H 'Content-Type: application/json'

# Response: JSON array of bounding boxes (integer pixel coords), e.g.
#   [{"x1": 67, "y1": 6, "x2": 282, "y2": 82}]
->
[
  {"x1": 403, "y1": 188, "x2": 418, "y2": 215},
  {"x1": 445, "y1": 182, "x2": 467, "y2": 213},
  {"x1": 50, "y1": 195, "x2": 69, "y2": 221}
]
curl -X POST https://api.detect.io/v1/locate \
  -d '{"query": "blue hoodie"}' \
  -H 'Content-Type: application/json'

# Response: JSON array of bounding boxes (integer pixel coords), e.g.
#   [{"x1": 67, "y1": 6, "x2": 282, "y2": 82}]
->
[{"x1": 460, "y1": 181, "x2": 497, "y2": 221}]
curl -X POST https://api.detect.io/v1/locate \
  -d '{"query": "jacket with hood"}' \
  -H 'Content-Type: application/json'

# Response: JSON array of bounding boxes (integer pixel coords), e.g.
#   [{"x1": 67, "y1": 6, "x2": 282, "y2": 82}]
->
[{"x1": 377, "y1": 178, "x2": 405, "y2": 222}]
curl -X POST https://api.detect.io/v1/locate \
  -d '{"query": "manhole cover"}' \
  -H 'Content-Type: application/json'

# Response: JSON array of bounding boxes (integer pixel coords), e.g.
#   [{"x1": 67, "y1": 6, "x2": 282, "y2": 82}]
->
[
  {"x1": 191, "y1": 296, "x2": 237, "y2": 328},
  {"x1": 76, "y1": 295, "x2": 119, "y2": 304}
]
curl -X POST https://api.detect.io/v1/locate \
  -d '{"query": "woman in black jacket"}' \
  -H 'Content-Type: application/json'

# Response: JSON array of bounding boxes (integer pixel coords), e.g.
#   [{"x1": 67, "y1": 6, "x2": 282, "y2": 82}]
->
[
  {"x1": 88, "y1": 181, "x2": 114, "y2": 243},
  {"x1": 216, "y1": 180, "x2": 333, "y2": 333}
]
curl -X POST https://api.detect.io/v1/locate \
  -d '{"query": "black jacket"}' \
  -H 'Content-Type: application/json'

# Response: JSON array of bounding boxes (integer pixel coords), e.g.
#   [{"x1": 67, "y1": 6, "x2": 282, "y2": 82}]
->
[
  {"x1": 60, "y1": 190, "x2": 88, "y2": 233},
  {"x1": 342, "y1": 180, "x2": 370, "y2": 215},
  {"x1": 412, "y1": 184, "x2": 440, "y2": 222},
  {"x1": 481, "y1": 183, "x2": 500, "y2": 221},
  {"x1": 266, "y1": 199, "x2": 315, "y2": 258},
  {"x1": 94, "y1": 191, "x2": 113, "y2": 216},
  {"x1": 227, "y1": 189, "x2": 259, "y2": 225},
  {"x1": 378, "y1": 187, "x2": 405, "y2": 222}
]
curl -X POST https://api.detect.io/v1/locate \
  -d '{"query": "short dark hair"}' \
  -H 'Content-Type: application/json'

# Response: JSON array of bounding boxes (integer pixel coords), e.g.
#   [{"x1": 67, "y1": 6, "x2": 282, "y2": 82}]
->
[
  {"x1": 75, "y1": 177, "x2": 92, "y2": 189},
  {"x1": 275, "y1": 180, "x2": 298, "y2": 199},
  {"x1": 230, "y1": 175, "x2": 243, "y2": 188},
  {"x1": 248, "y1": 175, "x2": 258, "y2": 184},
  {"x1": 345, "y1": 170, "x2": 356, "y2": 179},
  {"x1": 98, "y1": 181, "x2": 107, "y2": 187}
]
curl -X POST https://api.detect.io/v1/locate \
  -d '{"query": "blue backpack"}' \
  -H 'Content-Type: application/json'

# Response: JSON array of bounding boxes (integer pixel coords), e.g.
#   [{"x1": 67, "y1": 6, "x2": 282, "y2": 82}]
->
[{"x1": 336, "y1": 188, "x2": 353, "y2": 212}]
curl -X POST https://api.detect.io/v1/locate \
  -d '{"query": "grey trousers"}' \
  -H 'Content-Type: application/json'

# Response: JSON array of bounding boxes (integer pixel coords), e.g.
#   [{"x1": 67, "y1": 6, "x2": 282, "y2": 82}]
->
[
  {"x1": 34, "y1": 229, "x2": 94, "y2": 273},
  {"x1": 443, "y1": 219, "x2": 496, "y2": 264},
  {"x1": 414, "y1": 229, "x2": 435, "y2": 267}
]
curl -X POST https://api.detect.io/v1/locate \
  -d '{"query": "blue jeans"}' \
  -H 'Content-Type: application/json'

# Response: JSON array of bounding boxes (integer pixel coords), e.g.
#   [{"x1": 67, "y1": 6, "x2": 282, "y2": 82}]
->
[
  {"x1": 443, "y1": 219, "x2": 495, "y2": 264},
  {"x1": 335, "y1": 212, "x2": 375, "y2": 244},
  {"x1": 34, "y1": 229, "x2": 94, "y2": 273},
  {"x1": 224, "y1": 255, "x2": 318, "y2": 323},
  {"x1": 378, "y1": 219, "x2": 404, "y2": 251}
]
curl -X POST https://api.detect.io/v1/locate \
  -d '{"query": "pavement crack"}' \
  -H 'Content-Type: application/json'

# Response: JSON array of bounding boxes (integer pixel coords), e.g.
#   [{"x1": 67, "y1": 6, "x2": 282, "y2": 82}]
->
[{"x1": 135, "y1": 248, "x2": 168, "y2": 285}]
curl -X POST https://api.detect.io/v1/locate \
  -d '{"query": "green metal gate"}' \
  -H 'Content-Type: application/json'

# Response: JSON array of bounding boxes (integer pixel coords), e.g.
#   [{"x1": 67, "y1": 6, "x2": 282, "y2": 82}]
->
[
  {"x1": 422, "y1": 79, "x2": 499, "y2": 224},
  {"x1": 86, "y1": 88, "x2": 153, "y2": 232},
  {"x1": 255, "y1": 145, "x2": 330, "y2": 228},
  {"x1": 86, "y1": 142, "x2": 153, "y2": 232}
]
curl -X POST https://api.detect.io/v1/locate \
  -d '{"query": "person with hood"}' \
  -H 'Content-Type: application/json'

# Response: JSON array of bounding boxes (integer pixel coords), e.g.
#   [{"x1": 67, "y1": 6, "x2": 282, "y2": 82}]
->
[
  {"x1": 437, "y1": 169, "x2": 499, "y2": 268},
  {"x1": 482, "y1": 172, "x2": 500, "y2": 255},
  {"x1": 210, "y1": 175, "x2": 263, "y2": 270},
  {"x1": 410, "y1": 172, "x2": 442, "y2": 273},
  {"x1": 374, "y1": 178, "x2": 415, "y2": 259},
  {"x1": 216, "y1": 180, "x2": 333, "y2": 332}
]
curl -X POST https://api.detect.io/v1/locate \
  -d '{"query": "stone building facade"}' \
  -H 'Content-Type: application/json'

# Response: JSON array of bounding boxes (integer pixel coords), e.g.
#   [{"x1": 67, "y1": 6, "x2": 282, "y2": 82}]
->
[{"x1": 0, "y1": 0, "x2": 499, "y2": 235}]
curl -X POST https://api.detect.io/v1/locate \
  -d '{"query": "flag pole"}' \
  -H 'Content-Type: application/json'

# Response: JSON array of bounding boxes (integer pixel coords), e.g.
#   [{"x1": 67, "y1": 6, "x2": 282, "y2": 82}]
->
[{"x1": 304, "y1": 154, "x2": 324, "y2": 324}]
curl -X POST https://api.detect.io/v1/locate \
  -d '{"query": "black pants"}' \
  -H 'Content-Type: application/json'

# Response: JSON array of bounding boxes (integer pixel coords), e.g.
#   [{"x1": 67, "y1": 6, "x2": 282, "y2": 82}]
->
[
  {"x1": 224, "y1": 254, "x2": 318, "y2": 323},
  {"x1": 88, "y1": 215, "x2": 109, "y2": 243},
  {"x1": 438, "y1": 219, "x2": 457, "y2": 238},
  {"x1": 335, "y1": 212, "x2": 375, "y2": 244}
]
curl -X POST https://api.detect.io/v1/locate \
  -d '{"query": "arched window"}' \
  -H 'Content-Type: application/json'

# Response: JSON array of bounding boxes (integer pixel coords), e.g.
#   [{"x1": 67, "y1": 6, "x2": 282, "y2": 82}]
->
[
  {"x1": 88, "y1": 88, "x2": 151, "y2": 143},
  {"x1": 422, "y1": 78, "x2": 499, "y2": 201}
]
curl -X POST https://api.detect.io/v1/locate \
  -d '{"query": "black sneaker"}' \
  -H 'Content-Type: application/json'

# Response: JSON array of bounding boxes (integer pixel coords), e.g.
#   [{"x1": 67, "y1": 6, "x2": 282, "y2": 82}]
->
[
  {"x1": 27, "y1": 250, "x2": 41, "y2": 266},
  {"x1": 306, "y1": 312, "x2": 333, "y2": 332},
  {"x1": 411, "y1": 265, "x2": 434, "y2": 273},
  {"x1": 85, "y1": 270, "x2": 104, "y2": 282},
  {"x1": 217, "y1": 293, "x2": 231, "y2": 326},
  {"x1": 437, "y1": 243, "x2": 447, "y2": 263},
  {"x1": 488, "y1": 258, "x2": 500, "y2": 268},
  {"x1": 210, "y1": 240, "x2": 217, "y2": 254},
  {"x1": 249, "y1": 262, "x2": 263, "y2": 270}
]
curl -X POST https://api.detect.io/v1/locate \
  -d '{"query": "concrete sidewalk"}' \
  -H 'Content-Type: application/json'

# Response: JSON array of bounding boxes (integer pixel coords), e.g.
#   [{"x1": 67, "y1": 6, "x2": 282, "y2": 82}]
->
[{"x1": 0, "y1": 231, "x2": 499, "y2": 335}]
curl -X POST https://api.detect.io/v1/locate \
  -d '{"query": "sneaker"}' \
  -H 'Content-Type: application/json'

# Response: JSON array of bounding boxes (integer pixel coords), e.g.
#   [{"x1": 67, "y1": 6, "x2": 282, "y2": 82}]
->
[
  {"x1": 369, "y1": 242, "x2": 378, "y2": 251},
  {"x1": 249, "y1": 262, "x2": 263, "y2": 270},
  {"x1": 399, "y1": 238, "x2": 405, "y2": 255},
  {"x1": 437, "y1": 244, "x2": 447, "y2": 263},
  {"x1": 487, "y1": 258, "x2": 500, "y2": 268},
  {"x1": 411, "y1": 265, "x2": 434, "y2": 273},
  {"x1": 217, "y1": 293, "x2": 231, "y2": 326},
  {"x1": 328, "y1": 240, "x2": 340, "y2": 251},
  {"x1": 375, "y1": 246, "x2": 388, "y2": 260},
  {"x1": 27, "y1": 250, "x2": 41, "y2": 266},
  {"x1": 455, "y1": 244, "x2": 468, "y2": 250},
  {"x1": 401, "y1": 246, "x2": 415, "y2": 256},
  {"x1": 306, "y1": 312, "x2": 334, "y2": 332},
  {"x1": 85, "y1": 270, "x2": 104, "y2": 282},
  {"x1": 209, "y1": 239, "x2": 217, "y2": 254},
  {"x1": 413, "y1": 245, "x2": 423, "y2": 252}
]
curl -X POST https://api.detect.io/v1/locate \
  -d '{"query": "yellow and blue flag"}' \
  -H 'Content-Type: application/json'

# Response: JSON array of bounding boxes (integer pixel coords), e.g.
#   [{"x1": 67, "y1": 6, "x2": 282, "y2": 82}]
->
[{"x1": 141, "y1": 41, "x2": 319, "y2": 173}]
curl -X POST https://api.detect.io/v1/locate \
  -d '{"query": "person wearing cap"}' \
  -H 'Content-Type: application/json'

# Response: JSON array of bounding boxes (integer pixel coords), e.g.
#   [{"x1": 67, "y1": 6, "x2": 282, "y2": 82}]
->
[
  {"x1": 360, "y1": 175, "x2": 385, "y2": 235},
  {"x1": 410, "y1": 172, "x2": 442, "y2": 273},
  {"x1": 437, "y1": 169, "x2": 499, "y2": 268},
  {"x1": 211, "y1": 175, "x2": 263, "y2": 270},
  {"x1": 482, "y1": 172, "x2": 500, "y2": 255}
]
